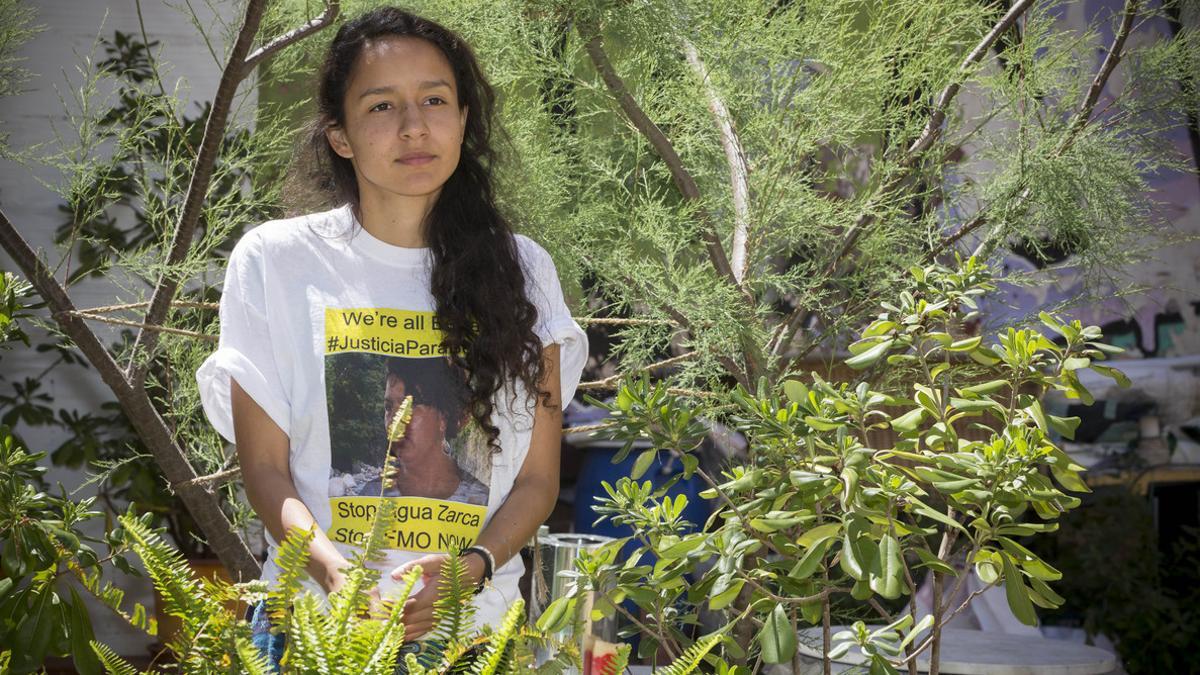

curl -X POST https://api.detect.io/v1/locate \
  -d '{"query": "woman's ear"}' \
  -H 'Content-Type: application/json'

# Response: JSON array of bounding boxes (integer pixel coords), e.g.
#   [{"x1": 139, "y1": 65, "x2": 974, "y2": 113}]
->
[
  {"x1": 459, "y1": 105, "x2": 469, "y2": 138},
  {"x1": 325, "y1": 123, "x2": 354, "y2": 159}
]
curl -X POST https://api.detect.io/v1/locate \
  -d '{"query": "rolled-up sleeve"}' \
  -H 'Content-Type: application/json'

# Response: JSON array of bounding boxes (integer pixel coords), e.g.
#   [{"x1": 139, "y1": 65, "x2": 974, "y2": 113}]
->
[
  {"x1": 521, "y1": 237, "x2": 588, "y2": 408},
  {"x1": 195, "y1": 231, "x2": 291, "y2": 444}
]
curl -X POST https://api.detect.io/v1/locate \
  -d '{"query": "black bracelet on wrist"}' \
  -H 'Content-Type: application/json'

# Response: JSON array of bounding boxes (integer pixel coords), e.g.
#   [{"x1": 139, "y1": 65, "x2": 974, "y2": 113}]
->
[{"x1": 460, "y1": 545, "x2": 495, "y2": 594}]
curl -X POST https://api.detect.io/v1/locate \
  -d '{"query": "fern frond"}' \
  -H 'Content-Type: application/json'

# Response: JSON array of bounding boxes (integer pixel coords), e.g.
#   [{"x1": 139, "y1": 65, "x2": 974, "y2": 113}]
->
[
  {"x1": 359, "y1": 493, "x2": 398, "y2": 565},
  {"x1": 329, "y1": 499, "x2": 396, "y2": 632},
  {"x1": 468, "y1": 599, "x2": 526, "y2": 675},
  {"x1": 431, "y1": 552, "x2": 477, "y2": 650},
  {"x1": 267, "y1": 524, "x2": 315, "y2": 631},
  {"x1": 285, "y1": 593, "x2": 333, "y2": 674},
  {"x1": 403, "y1": 651, "x2": 429, "y2": 675},
  {"x1": 117, "y1": 513, "x2": 218, "y2": 630},
  {"x1": 233, "y1": 634, "x2": 272, "y2": 675},
  {"x1": 357, "y1": 567, "x2": 420, "y2": 674},
  {"x1": 655, "y1": 632, "x2": 723, "y2": 675},
  {"x1": 90, "y1": 641, "x2": 146, "y2": 675}
]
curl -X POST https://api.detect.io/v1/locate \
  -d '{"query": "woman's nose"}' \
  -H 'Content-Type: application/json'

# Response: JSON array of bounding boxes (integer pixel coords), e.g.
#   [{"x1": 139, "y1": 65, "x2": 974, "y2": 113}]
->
[{"x1": 398, "y1": 104, "x2": 429, "y2": 138}]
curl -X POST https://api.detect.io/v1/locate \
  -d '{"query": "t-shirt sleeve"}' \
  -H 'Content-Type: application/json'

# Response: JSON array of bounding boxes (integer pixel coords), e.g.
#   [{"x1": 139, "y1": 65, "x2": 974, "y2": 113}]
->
[
  {"x1": 521, "y1": 237, "x2": 588, "y2": 409},
  {"x1": 195, "y1": 231, "x2": 291, "y2": 444}
]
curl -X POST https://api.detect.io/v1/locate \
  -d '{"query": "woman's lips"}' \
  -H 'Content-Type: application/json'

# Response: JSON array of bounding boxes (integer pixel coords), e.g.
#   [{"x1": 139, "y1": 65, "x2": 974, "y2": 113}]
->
[{"x1": 397, "y1": 154, "x2": 435, "y2": 166}]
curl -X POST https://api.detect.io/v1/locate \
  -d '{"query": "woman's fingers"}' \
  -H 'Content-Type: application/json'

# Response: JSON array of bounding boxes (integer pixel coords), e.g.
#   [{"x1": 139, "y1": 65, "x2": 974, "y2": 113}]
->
[
  {"x1": 392, "y1": 553, "x2": 448, "y2": 581},
  {"x1": 401, "y1": 601, "x2": 436, "y2": 640}
]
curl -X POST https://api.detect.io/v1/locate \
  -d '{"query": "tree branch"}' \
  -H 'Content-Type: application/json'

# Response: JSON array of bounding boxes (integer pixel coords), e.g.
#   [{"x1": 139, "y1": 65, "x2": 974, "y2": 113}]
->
[
  {"x1": 683, "y1": 39, "x2": 751, "y2": 284},
  {"x1": 579, "y1": 24, "x2": 740, "y2": 292},
  {"x1": 815, "y1": 0, "x2": 1037, "y2": 286},
  {"x1": 932, "y1": 0, "x2": 1142, "y2": 261},
  {"x1": 125, "y1": 0, "x2": 269, "y2": 384},
  {"x1": 903, "y1": 0, "x2": 1037, "y2": 163},
  {"x1": 0, "y1": 208, "x2": 260, "y2": 580},
  {"x1": 244, "y1": 0, "x2": 340, "y2": 71},
  {"x1": 70, "y1": 310, "x2": 216, "y2": 341},
  {"x1": 1061, "y1": 0, "x2": 1140, "y2": 152},
  {"x1": 576, "y1": 350, "x2": 697, "y2": 390}
]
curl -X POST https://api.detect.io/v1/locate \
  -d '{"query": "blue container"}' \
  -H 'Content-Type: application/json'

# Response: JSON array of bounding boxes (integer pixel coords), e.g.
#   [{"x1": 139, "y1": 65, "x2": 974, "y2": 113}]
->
[{"x1": 573, "y1": 443, "x2": 711, "y2": 560}]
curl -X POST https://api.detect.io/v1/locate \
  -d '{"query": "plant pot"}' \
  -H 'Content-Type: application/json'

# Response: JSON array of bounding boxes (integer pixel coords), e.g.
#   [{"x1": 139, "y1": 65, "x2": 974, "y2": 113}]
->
[{"x1": 151, "y1": 558, "x2": 245, "y2": 650}]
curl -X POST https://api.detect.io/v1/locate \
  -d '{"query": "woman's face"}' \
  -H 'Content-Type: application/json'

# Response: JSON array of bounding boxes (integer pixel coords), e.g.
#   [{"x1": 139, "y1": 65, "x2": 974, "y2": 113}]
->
[
  {"x1": 384, "y1": 373, "x2": 446, "y2": 455},
  {"x1": 326, "y1": 36, "x2": 468, "y2": 203}
]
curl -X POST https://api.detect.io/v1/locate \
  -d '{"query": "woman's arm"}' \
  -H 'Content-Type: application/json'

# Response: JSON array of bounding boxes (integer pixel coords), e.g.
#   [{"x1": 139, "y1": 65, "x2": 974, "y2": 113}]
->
[
  {"x1": 231, "y1": 378, "x2": 354, "y2": 593},
  {"x1": 475, "y1": 341, "x2": 563, "y2": 568},
  {"x1": 395, "y1": 343, "x2": 563, "y2": 638}
]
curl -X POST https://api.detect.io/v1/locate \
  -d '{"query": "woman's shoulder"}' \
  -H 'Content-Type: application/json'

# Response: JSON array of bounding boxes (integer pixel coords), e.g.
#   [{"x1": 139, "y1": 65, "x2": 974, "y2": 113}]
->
[
  {"x1": 510, "y1": 232, "x2": 555, "y2": 272},
  {"x1": 230, "y1": 205, "x2": 353, "y2": 261}
]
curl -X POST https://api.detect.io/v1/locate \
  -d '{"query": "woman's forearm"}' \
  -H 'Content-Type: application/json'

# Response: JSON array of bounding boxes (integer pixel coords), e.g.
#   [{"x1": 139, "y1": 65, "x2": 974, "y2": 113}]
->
[
  {"x1": 475, "y1": 474, "x2": 559, "y2": 570},
  {"x1": 244, "y1": 467, "x2": 350, "y2": 591}
]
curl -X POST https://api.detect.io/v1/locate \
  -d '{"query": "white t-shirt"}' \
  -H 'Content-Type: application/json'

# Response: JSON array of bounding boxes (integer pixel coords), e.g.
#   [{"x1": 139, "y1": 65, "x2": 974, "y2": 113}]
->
[{"x1": 195, "y1": 204, "x2": 587, "y2": 629}]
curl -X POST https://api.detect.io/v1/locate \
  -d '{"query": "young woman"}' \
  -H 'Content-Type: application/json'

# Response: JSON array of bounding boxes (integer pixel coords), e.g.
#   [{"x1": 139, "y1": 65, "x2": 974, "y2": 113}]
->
[{"x1": 195, "y1": 6, "x2": 587, "y2": 665}]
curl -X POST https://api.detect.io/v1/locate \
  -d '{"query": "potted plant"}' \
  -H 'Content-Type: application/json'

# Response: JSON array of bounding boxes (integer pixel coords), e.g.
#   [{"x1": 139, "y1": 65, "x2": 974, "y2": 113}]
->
[{"x1": 542, "y1": 258, "x2": 1126, "y2": 673}]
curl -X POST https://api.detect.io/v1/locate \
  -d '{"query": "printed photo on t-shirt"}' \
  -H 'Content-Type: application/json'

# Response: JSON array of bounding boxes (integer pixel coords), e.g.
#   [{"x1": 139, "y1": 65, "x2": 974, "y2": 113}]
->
[{"x1": 322, "y1": 307, "x2": 490, "y2": 553}]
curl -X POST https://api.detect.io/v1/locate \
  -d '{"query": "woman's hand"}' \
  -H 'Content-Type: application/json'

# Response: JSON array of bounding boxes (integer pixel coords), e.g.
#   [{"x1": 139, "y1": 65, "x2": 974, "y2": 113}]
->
[
  {"x1": 390, "y1": 553, "x2": 485, "y2": 640},
  {"x1": 323, "y1": 564, "x2": 385, "y2": 618}
]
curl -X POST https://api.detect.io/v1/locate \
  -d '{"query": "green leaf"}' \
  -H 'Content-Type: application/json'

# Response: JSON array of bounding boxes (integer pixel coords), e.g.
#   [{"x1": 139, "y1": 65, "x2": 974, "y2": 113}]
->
[
  {"x1": 660, "y1": 536, "x2": 705, "y2": 560},
  {"x1": 1047, "y1": 415, "x2": 1081, "y2": 440},
  {"x1": 68, "y1": 587, "x2": 102, "y2": 675},
  {"x1": 900, "y1": 614, "x2": 934, "y2": 650},
  {"x1": 968, "y1": 347, "x2": 1002, "y2": 366},
  {"x1": 960, "y1": 380, "x2": 1007, "y2": 395},
  {"x1": 846, "y1": 339, "x2": 894, "y2": 369},
  {"x1": 758, "y1": 604, "x2": 797, "y2": 664},
  {"x1": 890, "y1": 408, "x2": 925, "y2": 433},
  {"x1": 791, "y1": 539, "x2": 833, "y2": 580},
  {"x1": 1029, "y1": 577, "x2": 1065, "y2": 607},
  {"x1": 1050, "y1": 463, "x2": 1090, "y2": 493},
  {"x1": 840, "y1": 519, "x2": 868, "y2": 581},
  {"x1": 1028, "y1": 399, "x2": 1048, "y2": 433},
  {"x1": 912, "y1": 547, "x2": 955, "y2": 575},
  {"x1": 797, "y1": 523, "x2": 841, "y2": 549},
  {"x1": 911, "y1": 501, "x2": 968, "y2": 535},
  {"x1": 1062, "y1": 357, "x2": 1090, "y2": 371},
  {"x1": 870, "y1": 535, "x2": 904, "y2": 600},
  {"x1": 800, "y1": 597, "x2": 822, "y2": 625},
  {"x1": 849, "y1": 336, "x2": 888, "y2": 355},
  {"x1": 840, "y1": 467, "x2": 859, "y2": 508},
  {"x1": 974, "y1": 550, "x2": 1000, "y2": 584},
  {"x1": 949, "y1": 397, "x2": 1004, "y2": 414},
  {"x1": 1001, "y1": 552, "x2": 1038, "y2": 627},
  {"x1": 750, "y1": 515, "x2": 810, "y2": 532},
  {"x1": 631, "y1": 449, "x2": 657, "y2": 480},
  {"x1": 805, "y1": 416, "x2": 843, "y2": 431},
  {"x1": 709, "y1": 578, "x2": 745, "y2": 611},
  {"x1": 863, "y1": 320, "x2": 899, "y2": 338},
  {"x1": 536, "y1": 596, "x2": 575, "y2": 633},
  {"x1": 948, "y1": 336, "x2": 982, "y2": 352},
  {"x1": 1091, "y1": 365, "x2": 1131, "y2": 388},
  {"x1": 783, "y1": 380, "x2": 810, "y2": 404}
]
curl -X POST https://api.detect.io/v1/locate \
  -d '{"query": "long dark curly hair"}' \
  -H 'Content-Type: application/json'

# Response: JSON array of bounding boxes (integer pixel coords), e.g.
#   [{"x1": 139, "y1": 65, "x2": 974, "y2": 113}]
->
[{"x1": 289, "y1": 7, "x2": 550, "y2": 453}]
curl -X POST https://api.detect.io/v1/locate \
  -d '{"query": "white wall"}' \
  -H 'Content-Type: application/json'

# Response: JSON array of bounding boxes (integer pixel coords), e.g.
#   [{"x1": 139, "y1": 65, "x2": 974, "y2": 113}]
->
[{"x1": 0, "y1": 0, "x2": 257, "y2": 658}]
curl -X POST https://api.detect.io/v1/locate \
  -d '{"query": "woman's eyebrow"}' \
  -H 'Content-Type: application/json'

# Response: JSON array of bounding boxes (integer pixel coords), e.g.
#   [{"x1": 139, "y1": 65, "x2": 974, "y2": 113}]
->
[{"x1": 357, "y1": 80, "x2": 452, "y2": 99}]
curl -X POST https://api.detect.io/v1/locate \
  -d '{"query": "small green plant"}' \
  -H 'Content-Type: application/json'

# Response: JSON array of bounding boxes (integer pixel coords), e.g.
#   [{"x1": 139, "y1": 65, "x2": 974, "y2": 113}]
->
[
  {"x1": 90, "y1": 501, "x2": 723, "y2": 673},
  {"x1": 85, "y1": 390, "x2": 712, "y2": 673},
  {"x1": 0, "y1": 423, "x2": 147, "y2": 675},
  {"x1": 548, "y1": 258, "x2": 1126, "y2": 674}
]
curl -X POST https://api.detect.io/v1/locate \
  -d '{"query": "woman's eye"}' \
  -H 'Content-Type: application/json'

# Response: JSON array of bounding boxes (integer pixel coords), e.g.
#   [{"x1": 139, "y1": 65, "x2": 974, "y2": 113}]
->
[
  {"x1": 370, "y1": 102, "x2": 392, "y2": 112},
  {"x1": 426, "y1": 97, "x2": 446, "y2": 105}
]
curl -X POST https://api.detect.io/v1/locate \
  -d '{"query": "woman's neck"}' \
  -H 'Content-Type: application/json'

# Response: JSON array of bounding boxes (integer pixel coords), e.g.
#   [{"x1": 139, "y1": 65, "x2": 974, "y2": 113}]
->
[{"x1": 355, "y1": 187, "x2": 441, "y2": 248}]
